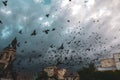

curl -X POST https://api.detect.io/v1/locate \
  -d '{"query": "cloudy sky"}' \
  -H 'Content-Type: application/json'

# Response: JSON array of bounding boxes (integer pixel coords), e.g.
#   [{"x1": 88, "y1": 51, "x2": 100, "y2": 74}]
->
[{"x1": 0, "y1": 0, "x2": 120, "y2": 72}]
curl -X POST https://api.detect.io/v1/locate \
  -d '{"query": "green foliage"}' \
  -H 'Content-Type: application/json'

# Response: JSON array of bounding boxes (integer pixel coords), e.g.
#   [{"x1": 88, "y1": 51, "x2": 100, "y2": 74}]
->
[{"x1": 0, "y1": 64, "x2": 4, "y2": 73}]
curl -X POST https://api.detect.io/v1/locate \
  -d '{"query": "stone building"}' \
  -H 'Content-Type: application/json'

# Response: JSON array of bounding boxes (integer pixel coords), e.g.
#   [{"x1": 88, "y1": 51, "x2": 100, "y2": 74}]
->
[
  {"x1": 100, "y1": 58, "x2": 116, "y2": 68},
  {"x1": 97, "y1": 53, "x2": 120, "y2": 71},
  {"x1": 113, "y1": 53, "x2": 120, "y2": 70},
  {"x1": 97, "y1": 58, "x2": 116, "y2": 71},
  {"x1": 64, "y1": 72, "x2": 80, "y2": 80},
  {"x1": 0, "y1": 48, "x2": 16, "y2": 79},
  {"x1": 43, "y1": 66, "x2": 57, "y2": 80},
  {"x1": 44, "y1": 66, "x2": 57, "y2": 77},
  {"x1": 57, "y1": 68, "x2": 66, "y2": 80},
  {"x1": 0, "y1": 48, "x2": 16, "y2": 69},
  {"x1": 43, "y1": 66, "x2": 80, "y2": 80}
]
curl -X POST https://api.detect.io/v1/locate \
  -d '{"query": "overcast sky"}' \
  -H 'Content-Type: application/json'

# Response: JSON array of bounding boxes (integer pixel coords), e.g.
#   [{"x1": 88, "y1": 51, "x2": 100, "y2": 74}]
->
[{"x1": 0, "y1": 0, "x2": 120, "y2": 72}]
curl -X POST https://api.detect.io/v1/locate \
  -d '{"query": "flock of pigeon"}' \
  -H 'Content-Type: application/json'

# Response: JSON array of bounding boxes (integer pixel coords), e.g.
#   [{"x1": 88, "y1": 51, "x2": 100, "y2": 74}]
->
[{"x1": 0, "y1": 0, "x2": 119, "y2": 72}]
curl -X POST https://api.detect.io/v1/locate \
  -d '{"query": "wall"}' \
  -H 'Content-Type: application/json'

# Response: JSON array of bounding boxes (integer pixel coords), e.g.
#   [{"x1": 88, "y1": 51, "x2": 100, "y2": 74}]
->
[
  {"x1": 114, "y1": 53, "x2": 120, "y2": 70},
  {"x1": 100, "y1": 58, "x2": 115, "y2": 68}
]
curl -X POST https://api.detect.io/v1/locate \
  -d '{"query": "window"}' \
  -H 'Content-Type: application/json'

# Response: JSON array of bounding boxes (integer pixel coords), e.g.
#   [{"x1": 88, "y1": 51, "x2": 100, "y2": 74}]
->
[{"x1": 119, "y1": 58, "x2": 120, "y2": 62}]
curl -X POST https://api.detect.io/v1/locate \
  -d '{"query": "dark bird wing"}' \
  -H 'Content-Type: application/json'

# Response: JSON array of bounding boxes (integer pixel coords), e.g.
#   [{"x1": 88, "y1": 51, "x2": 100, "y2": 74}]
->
[
  {"x1": 46, "y1": 14, "x2": 50, "y2": 18},
  {"x1": 11, "y1": 37, "x2": 17, "y2": 50},
  {"x1": 43, "y1": 29, "x2": 50, "y2": 34},
  {"x1": 58, "y1": 43, "x2": 64, "y2": 50},
  {"x1": 31, "y1": 30, "x2": 36, "y2": 36},
  {"x1": 0, "y1": 20, "x2": 3, "y2": 24},
  {"x1": 2, "y1": 0, "x2": 7, "y2": 6},
  {"x1": 19, "y1": 30, "x2": 22, "y2": 34}
]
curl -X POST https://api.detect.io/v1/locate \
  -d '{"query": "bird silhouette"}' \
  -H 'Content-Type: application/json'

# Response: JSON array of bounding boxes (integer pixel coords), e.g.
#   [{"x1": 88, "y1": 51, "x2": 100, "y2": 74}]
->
[
  {"x1": 67, "y1": 20, "x2": 70, "y2": 22},
  {"x1": 17, "y1": 42, "x2": 20, "y2": 47},
  {"x1": 19, "y1": 30, "x2": 22, "y2": 34},
  {"x1": 0, "y1": 20, "x2": 3, "y2": 24},
  {"x1": 43, "y1": 29, "x2": 50, "y2": 34},
  {"x1": 58, "y1": 43, "x2": 64, "y2": 50},
  {"x1": 24, "y1": 41, "x2": 27, "y2": 44},
  {"x1": 2, "y1": 0, "x2": 8, "y2": 6},
  {"x1": 31, "y1": 30, "x2": 36, "y2": 36},
  {"x1": 46, "y1": 14, "x2": 50, "y2": 18},
  {"x1": 52, "y1": 28, "x2": 56, "y2": 31}
]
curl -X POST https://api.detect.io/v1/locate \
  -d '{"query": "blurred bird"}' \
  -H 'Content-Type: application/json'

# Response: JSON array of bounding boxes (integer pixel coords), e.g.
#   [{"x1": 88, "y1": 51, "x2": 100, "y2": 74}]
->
[
  {"x1": 31, "y1": 30, "x2": 37, "y2": 36},
  {"x1": 19, "y1": 30, "x2": 22, "y2": 34},
  {"x1": 2, "y1": 0, "x2": 8, "y2": 6},
  {"x1": 46, "y1": 14, "x2": 50, "y2": 18},
  {"x1": 58, "y1": 43, "x2": 64, "y2": 50},
  {"x1": 0, "y1": 20, "x2": 3, "y2": 24},
  {"x1": 43, "y1": 29, "x2": 50, "y2": 34}
]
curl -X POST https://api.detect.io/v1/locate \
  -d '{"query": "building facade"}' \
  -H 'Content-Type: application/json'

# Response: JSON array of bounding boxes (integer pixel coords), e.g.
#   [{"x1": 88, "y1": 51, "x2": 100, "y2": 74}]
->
[
  {"x1": 0, "y1": 48, "x2": 16, "y2": 79},
  {"x1": 64, "y1": 72, "x2": 80, "y2": 80},
  {"x1": 0, "y1": 48, "x2": 16, "y2": 69},
  {"x1": 37, "y1": 66, "x2": 80, "y2": 80},
  {"x1": 113, "y1": 53, "x2": 120, "y2": 70},
  {"x1": 100, "y1": 58, "x2": 116, "y2": 68},
  {"x1": 97, "y1": 58, "x2": 117, "y2": 71},
  {"x1": 44, "y1": 66, "x2": 57, "y2": 77},
  {"x1": 57, "y1": 68, "x2": 66, "y2": 80},
  {"x1": 97, "y1": 53, "x2": 120, "y2": 71}
]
